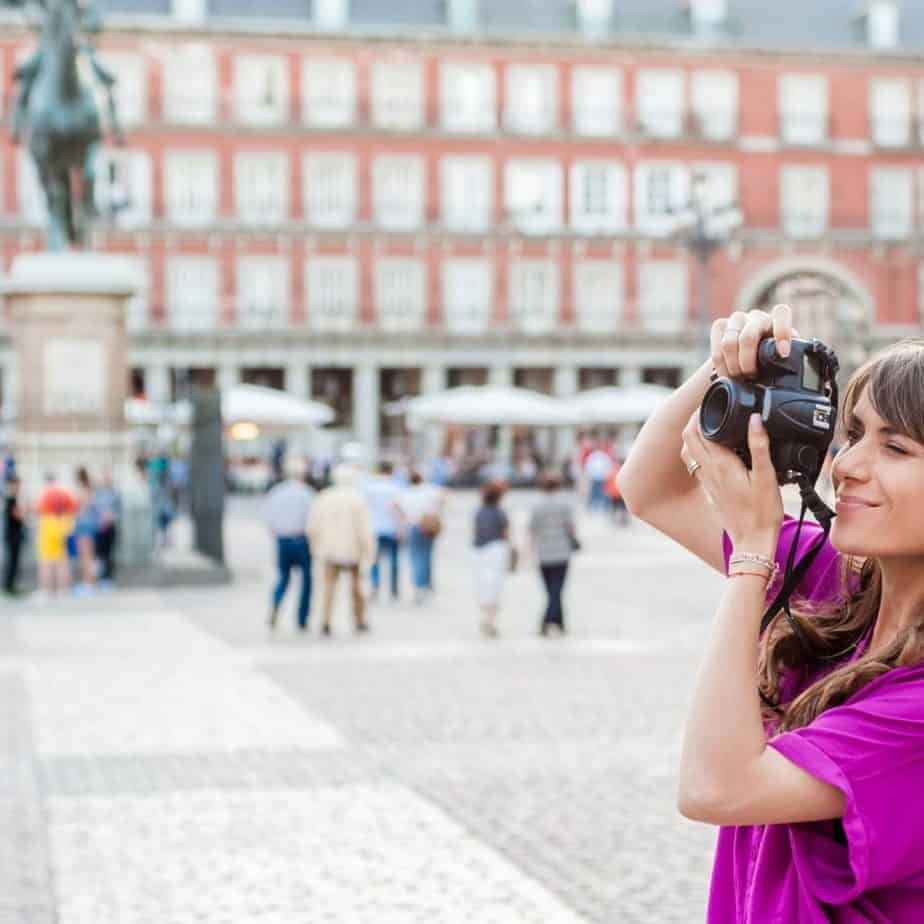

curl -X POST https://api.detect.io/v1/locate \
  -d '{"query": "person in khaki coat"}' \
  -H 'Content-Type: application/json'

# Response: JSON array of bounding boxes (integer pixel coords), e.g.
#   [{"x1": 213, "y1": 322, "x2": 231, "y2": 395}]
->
[{"x1": 309, "y1": 463, "x2": 375, "y2": 635}]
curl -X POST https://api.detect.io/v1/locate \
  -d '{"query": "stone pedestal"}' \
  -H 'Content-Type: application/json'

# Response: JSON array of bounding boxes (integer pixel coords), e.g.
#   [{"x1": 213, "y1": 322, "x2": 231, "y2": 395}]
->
[{"x1": 3, "y1": 253, "x2": 139, "y2": 492}]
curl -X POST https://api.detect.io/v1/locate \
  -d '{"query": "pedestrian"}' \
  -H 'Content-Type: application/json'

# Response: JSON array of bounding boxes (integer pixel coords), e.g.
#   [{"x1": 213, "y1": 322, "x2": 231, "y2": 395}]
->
[
  {"x1": 473, "y1": 480, "x2": 511, "y2": 638},
  {"x1": 93, "y1": 471, "x2": 122, "y2": 587},
  {"x1": 73, "y1": 466, "x2": 99, "y2": 595},
  {"x1": 34, "y1": 473, "x2": 76, "y2": 602},
  {"x1": 398, "y1": 470, "x2": 445, "y2": 603},
  {"x1": 264, "y1": 455, "x2": 316, "y2": 631},
  {"x1": 584, "y1": 441, "x2": 614, "y2": 511},
  {"x1": 620, "y1": 304, "x2": 924, "y2": 920},
  {"x1": 362, "y1": 460, "x2": 403, "y2": 602},
  {"x1": 604, "y1": 457, "x2": 630, "y2": 525},
  {"x1": 528, "y1": 471, "x2": 579, "y2": 636},
  {"x1": 3, "y1": 474, "x2": 25, "y2": 596},
  {"x1": 309, "y1": 463, "x2": 375, "y2": 636}
]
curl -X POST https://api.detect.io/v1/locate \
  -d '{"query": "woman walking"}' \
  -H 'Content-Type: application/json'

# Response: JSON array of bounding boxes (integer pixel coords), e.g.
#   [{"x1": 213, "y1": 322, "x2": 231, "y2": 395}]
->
[
  {"x1": 73, "y1": 467, "x2": 98, "y2": 595},
  {"x1": 528, "y1": 471, "x2": 578, "y2": 636},
  {"x1": 473, "y1": 480, "x2": 511, "y2": 638},
  {"x1": 619, "y1": 303, "x2": 924, "y2": 920},
  {"x1": 399, "y1": 470, "x2": 444, "y2": 603}
]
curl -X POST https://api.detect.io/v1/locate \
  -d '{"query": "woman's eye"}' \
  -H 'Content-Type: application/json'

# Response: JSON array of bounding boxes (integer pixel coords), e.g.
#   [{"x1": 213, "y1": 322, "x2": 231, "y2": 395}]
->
[
  {"x1": 845, "y1": 429, "x2": 861, "y2": 444},
  {"x1": 886, "y1": 443, "x2": 907, "y2": 455}
]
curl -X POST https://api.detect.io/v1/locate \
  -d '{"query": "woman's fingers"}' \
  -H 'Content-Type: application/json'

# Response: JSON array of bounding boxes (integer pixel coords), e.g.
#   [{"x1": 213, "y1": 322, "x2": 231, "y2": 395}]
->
[
  {"x1": 720, "y1": 310, "x2": 750, "y2": 378},
  {"x1": 747, "y1": 414, "x2": 775, "y2": 488},
  {"x1": 710, "y1": 319, "x2": 730, "y2": 378},
  {"x1": 737, "y1": 310, "x2": 772, "y2": 377},
  {"x1": 771, "y1": 304, "x2": 794, "y2": 358}
]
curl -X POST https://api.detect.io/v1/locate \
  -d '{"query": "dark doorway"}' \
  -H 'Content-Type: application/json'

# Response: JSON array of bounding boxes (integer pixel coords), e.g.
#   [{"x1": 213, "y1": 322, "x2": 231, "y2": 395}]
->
[{"x1": 311, "y1": 368, "x2": 353, "y2": 428}]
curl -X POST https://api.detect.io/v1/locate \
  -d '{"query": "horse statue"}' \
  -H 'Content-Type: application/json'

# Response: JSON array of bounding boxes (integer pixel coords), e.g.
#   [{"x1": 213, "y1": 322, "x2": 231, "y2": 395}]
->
[{"x1": 7, "y1": 0, "x2": 123, "y2": 250}]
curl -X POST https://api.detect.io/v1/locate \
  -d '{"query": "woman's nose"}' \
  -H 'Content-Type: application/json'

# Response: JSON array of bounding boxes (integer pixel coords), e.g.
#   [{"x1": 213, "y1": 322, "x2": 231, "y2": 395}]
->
[{"x1": 832, "y1": 443, "x2": 870, "y2": 484}]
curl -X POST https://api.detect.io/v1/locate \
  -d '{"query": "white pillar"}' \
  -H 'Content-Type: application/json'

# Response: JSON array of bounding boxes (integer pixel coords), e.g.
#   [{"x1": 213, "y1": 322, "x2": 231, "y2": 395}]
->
[
  {"x1": 420, "y1": 364, "x2": 446, "y2": 462},
  {"x1": 554, "y1": 364, "x2": 578, "y2": 466},
  {"x1": 620, "y1": 365, "x2": 642, "y2": 386},
  {"x1": 286, "y1": 362, "x2": 309, "y2": 399},
  {"x1": 489, "y1": 364, "x2": 513, "y2": 467},
  {"x1": 353, "y1": 364, "x2": 379, "y2": 459},
  {"x1": 218, "y1": 364, "x2": 239, "y2": 394},
  {"x1": 147, "y1": 363, "x2": 170, "y2": 406}
]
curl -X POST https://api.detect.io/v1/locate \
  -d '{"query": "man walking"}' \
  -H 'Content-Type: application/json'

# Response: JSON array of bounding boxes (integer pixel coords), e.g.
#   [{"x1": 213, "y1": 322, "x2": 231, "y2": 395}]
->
[
  {"x1": 363, "y1": 460, "x2": 403, "y2": 602},
  {"x1": 3, "y1": 475, "x2": 25, "y2": 596},
  {"x1": 310, "y1": 463, "x2": 375, "y2": 635},
  {"x1": 264, "y1": 456, "x2": 315, "y2": 631}
]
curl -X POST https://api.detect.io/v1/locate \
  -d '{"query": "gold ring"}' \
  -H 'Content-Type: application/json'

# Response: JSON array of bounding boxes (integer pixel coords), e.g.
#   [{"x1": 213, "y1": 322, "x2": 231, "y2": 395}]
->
[{"x1": 686, "y1": 458, "x2": 702, "y2": 477}]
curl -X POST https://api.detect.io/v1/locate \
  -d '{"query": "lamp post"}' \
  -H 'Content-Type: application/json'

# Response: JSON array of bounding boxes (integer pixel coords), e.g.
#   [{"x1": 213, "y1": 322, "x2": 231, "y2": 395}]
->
[{"x1": 670, "y1": 171, "x2": 743, "y2": 352}]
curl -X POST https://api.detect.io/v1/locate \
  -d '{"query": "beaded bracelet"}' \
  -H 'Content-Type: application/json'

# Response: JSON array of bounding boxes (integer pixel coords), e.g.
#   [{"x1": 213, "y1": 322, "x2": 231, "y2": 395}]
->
[{"x1": 728, "y1": 569, "x2": 773, "y2": 586}]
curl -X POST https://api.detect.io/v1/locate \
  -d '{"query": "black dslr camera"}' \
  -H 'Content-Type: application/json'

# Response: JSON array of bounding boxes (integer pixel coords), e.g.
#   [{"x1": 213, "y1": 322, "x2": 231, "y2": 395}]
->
[{"x1": 699, "y1": 337, "x2": 840, "y2": 485}]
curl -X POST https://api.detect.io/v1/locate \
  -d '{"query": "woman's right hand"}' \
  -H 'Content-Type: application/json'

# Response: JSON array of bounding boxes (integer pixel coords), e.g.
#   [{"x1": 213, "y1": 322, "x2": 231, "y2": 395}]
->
[{"x1": 710, "y1": 304, "x2": 799, "y2": 380}]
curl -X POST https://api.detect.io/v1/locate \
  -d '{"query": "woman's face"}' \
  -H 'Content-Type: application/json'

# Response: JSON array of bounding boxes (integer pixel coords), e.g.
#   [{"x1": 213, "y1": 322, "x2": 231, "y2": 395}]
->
[{"x1": 830, "y1": 387, "x2": 924, "y2": 558}]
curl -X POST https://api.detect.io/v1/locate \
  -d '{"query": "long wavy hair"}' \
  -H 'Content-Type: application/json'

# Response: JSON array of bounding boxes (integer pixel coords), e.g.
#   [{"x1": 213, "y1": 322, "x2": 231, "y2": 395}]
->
[{"x1": 759, "y1": 340, "x2": 924, "y2": 732}]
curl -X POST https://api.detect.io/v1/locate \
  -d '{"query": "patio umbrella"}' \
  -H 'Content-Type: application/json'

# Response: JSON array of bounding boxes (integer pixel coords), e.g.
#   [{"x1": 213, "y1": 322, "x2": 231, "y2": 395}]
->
[
  {"x1": 405, "y1": 385, "x2": 576, "y2": 428},
  {"x1": 174, "y1": 384, "x2": 335, "y2": 428},
  {"x1": 569, "y1": 385, "x2": 673, "y2": 425}
]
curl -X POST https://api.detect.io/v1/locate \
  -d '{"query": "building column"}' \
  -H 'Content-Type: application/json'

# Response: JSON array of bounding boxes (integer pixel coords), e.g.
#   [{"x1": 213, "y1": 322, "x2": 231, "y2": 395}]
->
[
  {"x1": 618, "y1": 366, "x2": 643, "y2": 457},
  {"x1": 489, "y1": 364, "x2": 513, "y2": 467},
  {"x1": 353, "y1": 363, "x2": 379, "y2": 459},
  {"x1": 620, "y1": 366, "x2": 642, "y2": 386},
  {"x1": 285, "y1": 362, "x2": 309, "y2": 399},
  {"x1": 554, "y1": 364, "x2": 578, "y2": 466},
  {"x1": 419, "y1": 364, "x2": 446, "y2": 462},
  {"x1": 218, "y1": 363, "x2": 240, "y2": 394},
  {"x1": 146, "y1": 363, "x2": 170, "y2": 406}
]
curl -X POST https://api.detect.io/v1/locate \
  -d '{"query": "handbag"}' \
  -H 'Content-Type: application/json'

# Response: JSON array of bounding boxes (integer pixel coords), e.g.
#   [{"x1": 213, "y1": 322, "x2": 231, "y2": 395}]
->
[{"x1": 419, "y1": 512, "x2": 442, "y2": 538}]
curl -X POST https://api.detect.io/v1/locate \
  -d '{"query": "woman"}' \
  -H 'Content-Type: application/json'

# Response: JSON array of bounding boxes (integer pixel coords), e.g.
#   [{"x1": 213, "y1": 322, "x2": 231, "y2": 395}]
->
[
  {"x1": 473, "y1": 480, "x2": 511, "y2": 638},
  {"x1": 3, "y1": 475, "x2": 25, "y2": 596},
  {"x1": 528, "y1": 471, "x2": 578, "y2": 636},
  {"x1": 619, "y1": 303, "x2": 924, "y2": 921},
  {"x1": 73, "y1": 467, "x2": 99, "y2": 594},
  {"x1": 398, "y1": 470, "x2": 444, "y2": 604}
]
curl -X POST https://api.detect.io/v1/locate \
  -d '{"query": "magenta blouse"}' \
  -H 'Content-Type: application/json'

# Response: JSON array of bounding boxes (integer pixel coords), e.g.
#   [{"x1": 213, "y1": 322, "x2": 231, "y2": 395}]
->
[{"x1": 710, "y1": 516, "x2": 924, "y2": 922}]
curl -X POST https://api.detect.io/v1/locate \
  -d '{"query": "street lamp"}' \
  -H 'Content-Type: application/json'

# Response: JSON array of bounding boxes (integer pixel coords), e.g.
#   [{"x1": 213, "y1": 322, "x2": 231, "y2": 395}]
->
[{"x1": 669, "y1": 171, "x2": 743, "y2": 351}]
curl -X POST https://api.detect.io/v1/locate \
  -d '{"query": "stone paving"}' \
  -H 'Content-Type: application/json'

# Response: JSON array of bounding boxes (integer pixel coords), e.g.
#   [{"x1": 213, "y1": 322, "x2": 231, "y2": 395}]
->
[{"x1": 1, "y1": 491, "x2": 726, "y2": 923}]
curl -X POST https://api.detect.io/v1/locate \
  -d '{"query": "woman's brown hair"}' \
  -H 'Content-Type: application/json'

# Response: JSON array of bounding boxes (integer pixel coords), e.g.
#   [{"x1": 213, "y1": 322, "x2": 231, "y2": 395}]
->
[{"x1": 760, "y1": 340, "x2": 924, "y2": 732}]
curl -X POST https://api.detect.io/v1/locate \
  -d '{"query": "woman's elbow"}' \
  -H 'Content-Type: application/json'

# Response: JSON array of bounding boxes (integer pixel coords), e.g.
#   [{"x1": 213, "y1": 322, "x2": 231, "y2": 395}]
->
[{"x1": 676, "y1": 780, "x2": 728, "y2": 825}]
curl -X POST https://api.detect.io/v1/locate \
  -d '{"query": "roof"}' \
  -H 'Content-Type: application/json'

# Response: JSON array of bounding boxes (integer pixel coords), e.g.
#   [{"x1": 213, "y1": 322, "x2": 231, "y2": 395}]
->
[{"x1": 91, "y1": 0, "x2": 924, "y2": 52}]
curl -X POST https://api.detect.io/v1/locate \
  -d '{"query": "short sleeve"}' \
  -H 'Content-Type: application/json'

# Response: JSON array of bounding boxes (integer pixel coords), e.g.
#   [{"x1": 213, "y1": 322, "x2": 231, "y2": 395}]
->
[
  {"x1": 769, "y1": 667, "x2": 924, "y2": 901},
  {"x1": 722, "y1": 514, "x2": 842, "y2": 605}
]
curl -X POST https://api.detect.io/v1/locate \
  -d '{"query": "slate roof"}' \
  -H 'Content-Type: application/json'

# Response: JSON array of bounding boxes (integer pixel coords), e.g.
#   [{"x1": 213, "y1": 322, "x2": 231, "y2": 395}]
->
[{"x1": 90, "y1": 0, "x2": 924, "y2": 52}]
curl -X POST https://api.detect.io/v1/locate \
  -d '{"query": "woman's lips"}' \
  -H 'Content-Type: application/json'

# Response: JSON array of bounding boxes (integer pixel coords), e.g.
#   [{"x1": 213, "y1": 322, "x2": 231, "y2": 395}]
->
[{"x1": 835, "y1": 498, "x2": 878, "y2": 513}]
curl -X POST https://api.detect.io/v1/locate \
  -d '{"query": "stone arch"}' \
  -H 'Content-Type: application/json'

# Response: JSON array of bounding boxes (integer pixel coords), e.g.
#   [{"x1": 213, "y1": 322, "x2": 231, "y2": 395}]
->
[{"x1": 737, "y1": 257, "x2": 874, "y2": 373}]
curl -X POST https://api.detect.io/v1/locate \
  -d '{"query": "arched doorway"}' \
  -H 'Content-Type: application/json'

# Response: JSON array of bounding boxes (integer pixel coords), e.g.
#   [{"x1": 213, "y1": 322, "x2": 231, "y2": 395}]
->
[{"x1": 738, "y1": 258, "x2": 873, "y2": 377}]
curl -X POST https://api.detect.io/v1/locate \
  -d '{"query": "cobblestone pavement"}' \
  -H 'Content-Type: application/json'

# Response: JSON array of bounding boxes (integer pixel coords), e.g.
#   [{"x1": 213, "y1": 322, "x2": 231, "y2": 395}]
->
[{"x1": 1, "y1": 491, "x2": 726, "y2": 923}]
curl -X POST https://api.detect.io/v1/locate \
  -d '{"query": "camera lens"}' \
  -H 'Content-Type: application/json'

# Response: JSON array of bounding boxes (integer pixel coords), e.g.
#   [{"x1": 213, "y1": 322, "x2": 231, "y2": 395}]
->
[{"x1": 701, "y1": 382, "x2": 732, "y2": 438}]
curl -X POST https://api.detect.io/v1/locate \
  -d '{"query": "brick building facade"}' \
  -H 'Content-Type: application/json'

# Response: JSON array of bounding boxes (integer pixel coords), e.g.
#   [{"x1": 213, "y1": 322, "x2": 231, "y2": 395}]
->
[{"x1": 1, "y1": 0, "x2": 923, "y2": 453}]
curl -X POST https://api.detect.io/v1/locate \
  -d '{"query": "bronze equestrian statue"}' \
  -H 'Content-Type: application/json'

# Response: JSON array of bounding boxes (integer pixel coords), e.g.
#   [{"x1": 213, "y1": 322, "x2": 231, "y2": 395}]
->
[{"x1": 6, "y1": 0, "x2": 123, "y2": 250}]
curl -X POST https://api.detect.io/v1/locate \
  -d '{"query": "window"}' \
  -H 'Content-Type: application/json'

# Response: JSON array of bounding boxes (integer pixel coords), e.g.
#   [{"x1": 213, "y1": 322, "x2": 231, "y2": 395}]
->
[
  {"x1": 691, "y1": 70, "x2": 737, "y2": 140},
  {"x1": 315, "y1": 0, "x2": 348, "y2": 30},
  {"x1": 164, "y1": 150, "x2": 219, "y2": 226},
  {"x1": 163, "y1": 45, "x2": 216, "y2": 124},
  {"x1": 441, "y1": 62, "x2": 495, "y2": 133},
  {"x1": 167, "y1": 256, "x2": 220, "y2": 332},
  {"x1": 235, "y1": 152, "x2": 289, "y2": 225},
  {"x1": 505, "y1": 158, "x2": 562, "y2": 234},
  {"x1": 172, "y1": 0, "x2": 205, "y2": 22},
  {"x1": 235, "y1": 55, "x2": 288, "y2": 125},
  {"x1": 505, "y1": 65, "x2": 557, "y2": 134},
  {"x1": 570, "y1": 161, "x2": 627, "y2": 233},
  {"x1": 871, "y1": 167, "x2": 913, "y2": 239},
  {"x1": 443, "y1": 258, "x2": 492, "y2": 333},
  {"x1": 638, "y1": 260, "x2": 688, "y2": 332},
  {"x1": 373, "y1": 155, "x2": 425, "y2": 230},
  {"x1": 302, "y1": 58, "x2": 355, "y2": 127},
  {"x1": 572, "y1": 67, "x2": 621, "y2": 137},
  {"x1": 95, "y1": 52, "x2": 146, "y2": 126},
  {"x1": 867, "y1": 1, "x2": 899, "y2": 49},
  {"x1": 636, "y1": 69, "x2": 684, "y2": 139},
  {"x1": 634, "y1": 162, "x2": 690, "y2": 235},
  {"x1": 441, "y1": 156, "x2": 493, "y2": 231},
  {"x1": 779, "y1": 74, "x2": 828, "y2": 145},
  {"x1": 372, "y1": 60, "x2": 424, "y2": 131},
  {"x1": 574, "y1": 261, "x2": 623, "y2": 333},
  {"x1": 508, "y1": 260, "x2": 558, "y2": 334},
  {"x1": 304, "y1": 153, "x2": 356, "y2": 228},
  {"x1": 307, "y1": 256, "x2": 357, "y2": 332},
  {"x1": 94, "y1": 148, "x2": 152, "y2": 227},
  {"x1": 781, "y1": 165, "x2": 829, "y2": 238},
  {"x1": 375, "y1": 259, "x2": 427, "y2": 332},
  {"x1": 692, "y1": 162, "x2": 737, "y2": 211},
  {"x1": 123, "y1": 257, "x2": 150, "y2": 333},
  {"x1": 237, "y1": 257, "x2": 290, "y2": 330},
  {"x1": 870, "y1": 78, "x2": 910, "y2": 148}
]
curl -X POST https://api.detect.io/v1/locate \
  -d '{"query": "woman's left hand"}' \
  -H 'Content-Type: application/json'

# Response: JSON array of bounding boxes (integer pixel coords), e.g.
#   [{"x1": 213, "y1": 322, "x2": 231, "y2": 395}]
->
[{"x1": 680, "y1": 411, "x2": 783, "y2": 553}]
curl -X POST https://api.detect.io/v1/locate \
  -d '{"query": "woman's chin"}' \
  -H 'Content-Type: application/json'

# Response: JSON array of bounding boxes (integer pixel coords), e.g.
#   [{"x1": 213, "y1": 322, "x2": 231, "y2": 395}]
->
[{"x1": 830, "y1": 523, "x2": 871, "y2": 557}]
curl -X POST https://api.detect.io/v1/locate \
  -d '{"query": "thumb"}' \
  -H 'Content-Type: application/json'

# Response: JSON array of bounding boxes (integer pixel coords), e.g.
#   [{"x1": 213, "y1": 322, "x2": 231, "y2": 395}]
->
[{"x1": 747, "y1": 414, "x2": 774, "y2": 482}]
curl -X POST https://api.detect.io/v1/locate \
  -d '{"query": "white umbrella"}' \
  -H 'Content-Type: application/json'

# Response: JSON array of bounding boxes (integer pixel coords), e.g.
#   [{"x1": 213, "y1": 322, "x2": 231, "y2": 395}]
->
[
  {"x1": 406, "y1": 385, "x2": 575, "y2": 428},
  {"x1": 125, "y1": 397, "x2": 165, "y2": 426},
  {"x1": 570, "y1": 384, "x2": 673, "y2": 425},
  {"x1": 176, "y1": 384, "x2": 334, "y2": 428}
]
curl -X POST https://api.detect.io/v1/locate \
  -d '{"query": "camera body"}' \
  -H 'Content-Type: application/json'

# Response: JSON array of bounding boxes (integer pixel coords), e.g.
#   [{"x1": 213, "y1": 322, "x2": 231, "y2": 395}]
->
[{"x1": 699, "y1": 337, "x2": 839, "y2": 485}]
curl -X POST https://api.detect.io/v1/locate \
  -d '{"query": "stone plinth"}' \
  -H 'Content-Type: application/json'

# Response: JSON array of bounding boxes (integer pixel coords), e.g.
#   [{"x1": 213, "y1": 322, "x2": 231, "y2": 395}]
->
[{"x1": 3, "y1": 253, "x2": 138, "y2": 491}]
